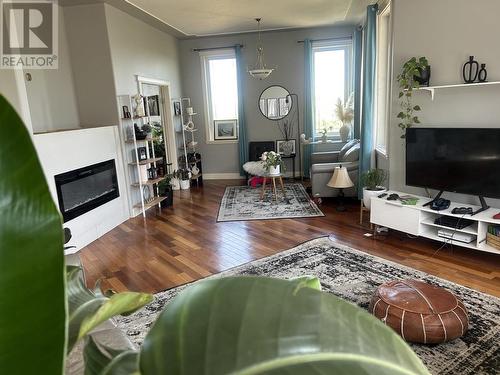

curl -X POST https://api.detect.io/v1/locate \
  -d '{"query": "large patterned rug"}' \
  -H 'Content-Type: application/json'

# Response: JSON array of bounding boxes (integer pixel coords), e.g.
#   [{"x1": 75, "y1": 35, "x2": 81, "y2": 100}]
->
[
  {"x1": 116, "y1": 237, "x2": 499, "y2": 375},
  {"x1": 217, "y1": 183, "x2": 324, "y2": 222}
]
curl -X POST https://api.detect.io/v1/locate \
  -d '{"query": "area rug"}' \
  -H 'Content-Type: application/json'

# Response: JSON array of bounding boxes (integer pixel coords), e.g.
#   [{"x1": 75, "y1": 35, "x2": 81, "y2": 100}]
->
[
  {"x1": 217, "y1": 183, "x2": 324, "y2": 222},
  {"x1": 116, "y1": 237, "x2": 499, "y2": 375}
]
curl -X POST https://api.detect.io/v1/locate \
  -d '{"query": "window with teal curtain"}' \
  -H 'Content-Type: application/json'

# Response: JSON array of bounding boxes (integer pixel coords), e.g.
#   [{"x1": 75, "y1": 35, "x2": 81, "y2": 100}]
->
[
  {"x1": 353, "y1": 28, "x2": 363, "y2": 140},
  {"x1": 303, "y1": 39, "x2": 313, "y2": 178},
  {"x1": 235, "y1": 45, "x2": 248, "y2": 175},
  {"x1": 358, "y1": 4, "x2": 378, "y2": 199}
]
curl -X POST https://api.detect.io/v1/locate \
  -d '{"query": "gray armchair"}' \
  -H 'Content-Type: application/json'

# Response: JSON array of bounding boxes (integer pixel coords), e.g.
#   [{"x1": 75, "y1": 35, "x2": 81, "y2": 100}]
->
[{"x1": 311, "y1": 139, "x2": 360, "y2": 198}]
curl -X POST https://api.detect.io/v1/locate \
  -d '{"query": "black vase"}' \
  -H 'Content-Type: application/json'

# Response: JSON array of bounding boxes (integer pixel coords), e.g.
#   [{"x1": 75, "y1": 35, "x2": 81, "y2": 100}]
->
[
  {"x1": 414, "y1": 65, "x2": 431, "y2": 87},
  {"x1": 160, "y1": 185, "x2": 173, "y2": 208},
  {"x1": 463, "y1": 56, "x2": 479, "y2": 83},
  {"x1": 478, "y1": 64, "x2": 488, "y2": 82}
]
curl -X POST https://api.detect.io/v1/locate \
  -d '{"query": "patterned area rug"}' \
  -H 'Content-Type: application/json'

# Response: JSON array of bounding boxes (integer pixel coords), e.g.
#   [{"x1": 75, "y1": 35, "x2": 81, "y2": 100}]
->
[
  {"x1": 217, "y1": 183, "x2": 324, "y2": 222},
  {"x1": 116, "y1": 237, "x2": 500, "y2": 375}
]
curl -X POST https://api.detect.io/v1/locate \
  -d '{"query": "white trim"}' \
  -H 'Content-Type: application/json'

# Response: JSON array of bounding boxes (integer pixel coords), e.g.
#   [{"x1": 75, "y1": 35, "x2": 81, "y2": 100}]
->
[
  {"x1": 203, "y1": 173, "x2": 245, "y2": 180},
  {"x1": 136, "y1": 75, "x2": 170, "y2": 87}
]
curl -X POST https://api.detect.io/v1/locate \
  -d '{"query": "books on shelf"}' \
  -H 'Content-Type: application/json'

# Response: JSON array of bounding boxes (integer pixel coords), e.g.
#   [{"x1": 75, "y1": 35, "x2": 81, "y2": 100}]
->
[{"x1": 487, "y1": 224, "x2": 500, "y2": 250}]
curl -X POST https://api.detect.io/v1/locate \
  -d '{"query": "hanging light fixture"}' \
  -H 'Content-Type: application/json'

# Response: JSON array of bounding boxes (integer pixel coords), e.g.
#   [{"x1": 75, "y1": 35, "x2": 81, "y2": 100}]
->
[{"x1": 248, "y1": 18, "x2": 275, "y2": 80}]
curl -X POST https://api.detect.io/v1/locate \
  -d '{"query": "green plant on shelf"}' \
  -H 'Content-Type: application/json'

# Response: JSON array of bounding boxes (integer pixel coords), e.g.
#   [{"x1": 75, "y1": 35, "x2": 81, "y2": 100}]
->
[{"x1": 361, "y1": 168, "x2": 387, "y2": 190}]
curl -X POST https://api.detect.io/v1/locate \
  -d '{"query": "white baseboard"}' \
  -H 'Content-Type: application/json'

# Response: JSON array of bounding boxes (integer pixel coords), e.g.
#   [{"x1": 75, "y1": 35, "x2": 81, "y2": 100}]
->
[{"x1": 203, "y1": 173, "x2": 245, "y2": 180}]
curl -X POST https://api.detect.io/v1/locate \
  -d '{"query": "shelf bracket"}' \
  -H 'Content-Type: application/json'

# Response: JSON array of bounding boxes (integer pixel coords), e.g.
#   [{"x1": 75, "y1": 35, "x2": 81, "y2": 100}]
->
[{"x1": 421, "y1": 87, "x2": 435, "y2": 101}]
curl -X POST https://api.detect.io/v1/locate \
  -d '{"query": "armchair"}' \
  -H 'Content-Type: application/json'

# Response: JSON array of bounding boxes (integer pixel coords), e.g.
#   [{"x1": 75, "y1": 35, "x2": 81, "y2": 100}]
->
[{"x1": 310, "y1": 139, "x2": 360, "y2": 198}]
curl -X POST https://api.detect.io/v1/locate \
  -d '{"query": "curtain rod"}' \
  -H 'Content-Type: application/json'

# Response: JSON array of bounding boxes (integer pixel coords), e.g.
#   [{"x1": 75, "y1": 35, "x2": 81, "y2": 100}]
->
[
  {"x1": 192, "y1": 44, "x2": 244, "y2": 52},
  {"x1": 297, "y1": 36, "x2": 352, "y2": 44}
]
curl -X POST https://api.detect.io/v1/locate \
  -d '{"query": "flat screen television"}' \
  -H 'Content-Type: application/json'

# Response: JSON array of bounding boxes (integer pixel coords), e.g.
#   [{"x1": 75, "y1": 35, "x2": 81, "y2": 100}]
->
[{"x1": 406, "y1": 128, "x2": 500, "y2": 199}]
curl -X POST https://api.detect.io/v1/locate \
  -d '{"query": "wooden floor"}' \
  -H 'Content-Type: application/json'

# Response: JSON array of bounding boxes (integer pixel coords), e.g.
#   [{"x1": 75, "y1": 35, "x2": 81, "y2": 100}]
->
[{"x1": 80, "y1": 180, "x2": 500, "y2": 297}]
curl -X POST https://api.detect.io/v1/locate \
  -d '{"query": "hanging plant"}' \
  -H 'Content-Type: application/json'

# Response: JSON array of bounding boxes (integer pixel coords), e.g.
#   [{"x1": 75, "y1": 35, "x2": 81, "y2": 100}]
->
[{"x1": 396, "y1": 57, "x2": 429, "y2": 138}]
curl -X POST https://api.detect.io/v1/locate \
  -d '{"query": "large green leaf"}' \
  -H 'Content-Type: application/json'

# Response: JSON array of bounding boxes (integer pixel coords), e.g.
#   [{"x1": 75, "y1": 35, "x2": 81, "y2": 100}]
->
[
  {"x1": 0, "y1": 95, "x2": 66, "y2": 374},
  {"x1": 139, "y1": 276, "x2": 430, "y2": 375},
  {"x1": 67, "y1": 266, "x2": 153, "y2": 352}
]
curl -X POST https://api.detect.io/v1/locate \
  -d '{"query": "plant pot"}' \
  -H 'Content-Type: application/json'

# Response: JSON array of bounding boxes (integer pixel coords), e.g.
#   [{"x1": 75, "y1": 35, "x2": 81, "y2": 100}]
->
[
  {"x1": 363, "y1": 186, "x2": 387, "y2": 209},
  {"x1": 269, "y1": 165, "x2": 281, "y2": 176},
  {"x1": 180, "y1": 179, "x2": 190, "y2": 190},
  {"x1": 414, "y1": 65, "x2": 431, "y2": 87},
  {"x1": 339, "y1": 124, "x2": 350, "y2": 142},
  {"x1": 171, "y1": 178, "x2": 180, "y2": 191},
  {"x1": 160, "y1": 185, "x2": 173, "y2": 208}
]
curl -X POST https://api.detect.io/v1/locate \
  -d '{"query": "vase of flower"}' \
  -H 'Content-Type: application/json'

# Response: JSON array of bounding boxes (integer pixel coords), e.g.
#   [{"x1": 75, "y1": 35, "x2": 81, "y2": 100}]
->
[
  {"x1": 335, "y1": 94, "x2": 354, "y2": 143},
  {"x1": 269, "y1": 165, "x2": 281, "y2": 176}
]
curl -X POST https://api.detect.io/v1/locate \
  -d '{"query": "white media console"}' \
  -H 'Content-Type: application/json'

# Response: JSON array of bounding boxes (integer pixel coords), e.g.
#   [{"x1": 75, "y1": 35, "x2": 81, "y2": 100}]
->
[{"x1": 370, "y1": 191, "x2": 500, "y2": 255}]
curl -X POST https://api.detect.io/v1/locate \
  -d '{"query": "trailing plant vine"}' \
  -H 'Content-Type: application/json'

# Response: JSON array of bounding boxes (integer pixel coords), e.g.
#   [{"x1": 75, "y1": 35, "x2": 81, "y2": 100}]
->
[{"x1": 396, "y1": 57, "x2": 429, "y2": 138}]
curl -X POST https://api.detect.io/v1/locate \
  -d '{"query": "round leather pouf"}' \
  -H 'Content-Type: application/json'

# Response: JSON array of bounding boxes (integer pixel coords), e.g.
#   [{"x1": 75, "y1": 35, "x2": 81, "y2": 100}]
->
[{"x1": 369, "y1": 279, "x2": 469, "y2": 344}]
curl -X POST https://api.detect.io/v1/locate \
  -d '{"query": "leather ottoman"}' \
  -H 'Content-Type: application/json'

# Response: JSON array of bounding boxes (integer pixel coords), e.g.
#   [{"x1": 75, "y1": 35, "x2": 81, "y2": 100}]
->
[{"x1": 369, "y1": 279, "x2": 469, "y2": 344}]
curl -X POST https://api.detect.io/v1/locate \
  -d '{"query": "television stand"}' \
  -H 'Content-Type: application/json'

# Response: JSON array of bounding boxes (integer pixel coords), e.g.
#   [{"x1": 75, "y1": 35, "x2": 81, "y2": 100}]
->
[
  {"x1": 422, "y1": 190, "x2": 444, "y2": 207},
  {"x1": 472, "y1": 196, "x2": 490, "y2": 216}
]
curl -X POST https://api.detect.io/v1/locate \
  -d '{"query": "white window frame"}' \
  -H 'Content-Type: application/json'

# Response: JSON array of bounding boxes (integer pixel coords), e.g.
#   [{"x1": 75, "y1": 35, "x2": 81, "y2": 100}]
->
[
  {"x1": 374, "y1": 2, "x2": 393, "y2": 157},
  {"x1": 312, "y1": 39, "x2": 353, "y2": 140},
  {"x1": 200, "y1": 49, "x2": 239, "y2": 144}
]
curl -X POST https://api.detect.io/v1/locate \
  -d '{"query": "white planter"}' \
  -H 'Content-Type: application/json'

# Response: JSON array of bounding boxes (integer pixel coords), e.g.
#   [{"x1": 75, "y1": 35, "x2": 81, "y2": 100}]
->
[
  {"x1": 180, "y1": 179, "x2": 190, "y2": 190},
  {"x1": 171, "y1": 178, "x2": 180, "y2": 191},
  {"x1": 269, "y1": 165, "x2": 281, "y2": 176},
  {"x1": 339, "y1": 124, "x2": 350, "y2": 142},
  {"x1": 363, "y1": 187, "x2": 387, "y2": 209}
]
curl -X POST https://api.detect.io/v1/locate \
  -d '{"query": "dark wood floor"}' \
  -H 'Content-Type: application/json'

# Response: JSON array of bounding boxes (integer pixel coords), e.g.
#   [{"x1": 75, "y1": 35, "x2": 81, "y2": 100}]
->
[{"x1": 80, "y1": 180, "x2": 500, "y2": 297}]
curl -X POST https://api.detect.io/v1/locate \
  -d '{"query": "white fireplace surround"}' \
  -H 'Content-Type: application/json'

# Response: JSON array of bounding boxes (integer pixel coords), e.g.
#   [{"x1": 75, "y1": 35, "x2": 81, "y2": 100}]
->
[{"x1": 34, "y1": 126, "x2": 129, "y2": 253}]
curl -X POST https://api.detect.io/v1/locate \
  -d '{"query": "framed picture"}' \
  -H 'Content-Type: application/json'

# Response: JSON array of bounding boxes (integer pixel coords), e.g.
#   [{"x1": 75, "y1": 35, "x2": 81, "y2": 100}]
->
[
  {"x1": 147, "y1": 95, "x2": 160, "y2": 116},
  {"x1": 136, "y1": 146, "x2": 147, "y2": 161},
  {"x1": 173, "y1": 101, "x2": 181, "y2": 116},
  {"x1": 276, "y1": 139, "x2": 296, "y2": 156},
  {"x1": 122, "y1": 105, "x2": 131, "y2": 119},
  {"x1": 214, "y1": 119, "x2": 238, "y2": 140}
]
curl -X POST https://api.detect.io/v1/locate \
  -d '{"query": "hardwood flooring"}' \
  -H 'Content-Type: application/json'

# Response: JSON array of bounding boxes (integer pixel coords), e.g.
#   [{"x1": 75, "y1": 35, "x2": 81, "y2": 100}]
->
[{"x1": 79, "y1": 180, "x2": 500, "y2": 297}]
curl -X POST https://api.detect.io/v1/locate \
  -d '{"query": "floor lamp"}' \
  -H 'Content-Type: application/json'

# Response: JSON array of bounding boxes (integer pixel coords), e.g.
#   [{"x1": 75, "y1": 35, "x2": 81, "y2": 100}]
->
[{"x1": 327, "y1": 165, "x2": 354, "y2": 212}]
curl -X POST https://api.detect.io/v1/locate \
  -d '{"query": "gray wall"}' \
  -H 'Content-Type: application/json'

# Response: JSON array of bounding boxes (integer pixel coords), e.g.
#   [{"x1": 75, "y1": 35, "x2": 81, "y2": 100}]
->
[
  {"x1": 388, "y1": 0, "x2": 500, "y2": 208},
  {"x1": 179, "y1": 25, "x2": 355, "y2": 175}
]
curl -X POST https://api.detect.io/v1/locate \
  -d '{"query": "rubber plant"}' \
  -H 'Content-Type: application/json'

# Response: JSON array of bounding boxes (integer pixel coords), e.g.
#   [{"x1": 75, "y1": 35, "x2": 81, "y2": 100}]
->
[
  {"x1": 0, "y1": 94, "x2": 430, "y2": 375},
  {"x1": 396, "y1": 57, "x2": 429, "y2": 138}
]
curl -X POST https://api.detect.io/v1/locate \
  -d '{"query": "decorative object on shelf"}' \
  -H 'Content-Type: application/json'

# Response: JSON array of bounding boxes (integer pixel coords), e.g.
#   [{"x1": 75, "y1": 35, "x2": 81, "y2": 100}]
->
[
  {"x1": 136, "y1": 147, "x2": 147, "y2": 161},
  {"x1": 248, "y1": 18, "x2": 275, "y2": 80},
  {"x1": 147, "y1": 167, "x2": 157, "y2": 180},
  {"x1": 462, "y1": 56, "x2": 479, "y2": 83},
  {"x1": 184, "y1": 120, "x2": 195, "y2": 131},
  {"x1": 133, "y1": 93, "x2": 145, "y2": 117},
  {"x1": 122, "y1": 105, "x2": 131, "y2": 118},
  {"x1": 139, "y1": 165, "x2": 148, "y2": 183},
  {"x1": 134, "y1": 123, "x2": 151, "y2": 140},
  {"x1": 185, "y1": 106, "x2": 194, "y2": 115},
  {"x1": 259, "y1": 85, "x2": 291, "y2": 120},
  {"x1": 276, "y1": 139, "x2": 296, "y2": 156},
  {"x1": 126, "y1": 125, "x2": 134, "y2": 141},
  {"x1": 261, "y1": 151, "x2": 283, "y2": 176},
  {"x1": 214, "y1": 119, "x2": 238, "y2": 140},
  {"x1": 300, "y1": 133, "x2": 312, "y2": 145},
  {"x1": 158, "y1": 176, "x2": 173, "y2": 207},
  {"x1": 369, "y1": 279, "x2": 469, "y2": 344},
  {"x1": 191, "y1": 164, "x2": 200, "y2": 176},
  {"x1": 179, "y1": 169, "x2": 190, "y2": 190},
  {"x1": 327, "y1": 165, "x2": 354, "y2": 212},
  {"x1": 360, "y1": 168, "x2": 387, "y2": 209},
  {"x1": 478, "y1": 63, "x2": 488, "y2": 82},
  {"x1": 142, "y1": 185, "x2": 153, "y2": 203},
  {"x1": 173, "y1": 101, "x2": 181, "y2": 116},
  {"x1": 146, "y1": 95, "x2": 160, "y2": 116},
  {"x1": 170, "y1": 170, "x2": 181, "y2": 190},
  {"x1": 396, "y1": 56, "x2": 428, "y2": 138},
  {"x1": 335, "y1": 93, "x2": 354, "y2": 142},
  {"x1": 319, "y1": 128, "x2": 330, "y2": 143}
]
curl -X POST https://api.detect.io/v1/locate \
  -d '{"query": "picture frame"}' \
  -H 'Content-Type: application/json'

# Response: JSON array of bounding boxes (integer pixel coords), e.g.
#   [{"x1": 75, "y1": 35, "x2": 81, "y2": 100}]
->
[
  {"x1": 136, "y1": 146, "x2": 147, "y2": 161},
  {"x1": 276, "y1": 139, "x2": 296, "y2": 156},
  {"x1": 214, "y1": 119, "x2": 238, "y2": 140},
  {"x1": 173, "y1": 101, "x2": 181, "y2": 116},
  {"x1": 147, "y1": 95, "x2": 160, "y2": 116},
  {"x1": 122, "y1": 105, "x2": 131, "y2": 119}
]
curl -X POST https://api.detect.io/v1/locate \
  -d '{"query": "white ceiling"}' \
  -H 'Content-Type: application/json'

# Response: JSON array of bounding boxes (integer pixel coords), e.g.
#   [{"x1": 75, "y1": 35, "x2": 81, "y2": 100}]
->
[{"x1": 124, "y1": 0, "x2": 375, "y2": 37}]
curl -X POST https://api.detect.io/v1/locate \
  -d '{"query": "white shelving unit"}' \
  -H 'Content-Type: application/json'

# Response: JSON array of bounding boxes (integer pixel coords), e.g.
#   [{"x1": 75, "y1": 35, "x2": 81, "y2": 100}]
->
[
  {"x1": 178, "y1": 97, "x2": 203, "y2": 185},
  {"x1": 117, "y1": 95, "x2": 166, "y2": 218},
  {"x1": 412, "y1": 81, "x2": 500, "y2": 100},
  {"x1": 370, "y1": 191, "x2": 500, "y2": 255}
]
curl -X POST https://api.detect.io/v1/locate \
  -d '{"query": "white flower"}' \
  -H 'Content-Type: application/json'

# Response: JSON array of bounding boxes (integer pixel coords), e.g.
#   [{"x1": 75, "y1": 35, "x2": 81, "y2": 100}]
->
[{"x1": 261, "y1": 153, "x2": 267, "y2": 161}]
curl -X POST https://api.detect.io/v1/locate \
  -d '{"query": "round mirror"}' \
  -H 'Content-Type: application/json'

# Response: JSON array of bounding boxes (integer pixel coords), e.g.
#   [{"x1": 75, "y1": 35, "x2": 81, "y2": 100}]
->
[{"x1": 259, "y1": 85, "x2": 292, "y2": 121}]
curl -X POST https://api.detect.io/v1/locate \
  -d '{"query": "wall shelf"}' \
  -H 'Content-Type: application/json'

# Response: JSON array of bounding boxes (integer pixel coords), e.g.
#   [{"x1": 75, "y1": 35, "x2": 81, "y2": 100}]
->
[
  {"x1": 128, "y1": 157, "x2": 163, "y2": 166},
  {"x1": 131, "y1": 177, "x2": 165, "y2": 187},
  {"x1": 414, "y1": 81, "x2": 500, "y2": 100}
]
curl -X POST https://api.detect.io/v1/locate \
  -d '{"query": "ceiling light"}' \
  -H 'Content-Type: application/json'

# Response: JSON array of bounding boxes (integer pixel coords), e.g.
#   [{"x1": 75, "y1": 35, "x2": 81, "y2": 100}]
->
[{"x1": 248, "y1": 18, "x2": 275, "y2": 80}]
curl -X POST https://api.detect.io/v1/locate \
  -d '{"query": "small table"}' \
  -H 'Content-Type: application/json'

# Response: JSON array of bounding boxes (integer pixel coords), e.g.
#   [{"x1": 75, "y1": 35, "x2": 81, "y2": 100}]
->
[{"x1": 260, "y1": 173, "x2": 286, "y2": 201}]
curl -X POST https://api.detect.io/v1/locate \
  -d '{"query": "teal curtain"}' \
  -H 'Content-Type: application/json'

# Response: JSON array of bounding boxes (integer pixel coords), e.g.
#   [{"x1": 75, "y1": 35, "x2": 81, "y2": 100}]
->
[
  {"x1": 353, "y1": 28, "x2": 363, "y2": 140},
  {"x1": 235, "y1": 45, "x2": 248, "y2": 175},
  {"x1": 358, "y1": 4, "x2": 378, "y2": 198},
  {"x1": 303, "y1": 39, "x2": 314, "y2": 178}
]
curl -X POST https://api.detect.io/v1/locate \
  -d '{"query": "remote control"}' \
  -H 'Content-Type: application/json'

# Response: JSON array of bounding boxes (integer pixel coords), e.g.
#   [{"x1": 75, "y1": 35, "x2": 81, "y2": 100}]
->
[{"x1": 378, "y1": 193, "x2": 388, "y2": 198}]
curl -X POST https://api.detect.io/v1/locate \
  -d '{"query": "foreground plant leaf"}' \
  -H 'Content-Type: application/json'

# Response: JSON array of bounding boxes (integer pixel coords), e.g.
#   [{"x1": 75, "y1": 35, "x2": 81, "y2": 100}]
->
[
  {"x1": 84, "y1": 336, "x2": 139, "y2": 375},
  {"x1": 67, "y1": 267, "x2": 153, "y2": 352},
  {"x1": 140, "y1": 276, "x2": 430, "y2": 375},
  {"x1": 0, "y1": 95, "x2": 66, "y2": 374}
]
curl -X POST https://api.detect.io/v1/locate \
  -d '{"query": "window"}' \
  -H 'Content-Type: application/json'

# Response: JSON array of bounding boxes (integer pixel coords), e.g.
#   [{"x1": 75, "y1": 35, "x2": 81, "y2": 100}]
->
[
  {"x1": 374, "y1": 2, "x2": 392, "y2": 156},
  {"x1": 200, "y1": 49, "x2": 239, "y2": 143},
  {"x1": 312, "y1": 40, "x2": 353, "y2": 138}
]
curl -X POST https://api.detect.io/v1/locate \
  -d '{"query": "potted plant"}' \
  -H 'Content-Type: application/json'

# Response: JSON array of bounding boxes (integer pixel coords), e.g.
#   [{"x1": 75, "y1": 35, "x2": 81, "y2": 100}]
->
[
  {"x1": 361, "y1": 168, "x2": 387, "y2": 209},
  {"x1": 170, "y1": 169, "x2": 180, "y2": 190},
  {"x1": 158, "y1": 174, "x2": 173, "y2": 207},
  {"x1": 179, "y1": 168, "x2": 191, "y2": 190},
  {"x1": 261, "y1": 151, "x2": 284, "y2": 176},
  {"x1": 396, "y1": 57, "x2": 429, "y2": 138},
  {"x1": 335, "y1": 94, "x2": 354, "y2": 142}
]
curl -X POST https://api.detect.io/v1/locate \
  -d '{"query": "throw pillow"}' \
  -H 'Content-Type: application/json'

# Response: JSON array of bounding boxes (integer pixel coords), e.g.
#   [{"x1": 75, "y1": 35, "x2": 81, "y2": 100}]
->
[
  {"x1": 339, "y1": 139, "x2": 359, "y2": 160},
  {"x1": 341, "y1": 143, "x2": 360, "y2": 162}
]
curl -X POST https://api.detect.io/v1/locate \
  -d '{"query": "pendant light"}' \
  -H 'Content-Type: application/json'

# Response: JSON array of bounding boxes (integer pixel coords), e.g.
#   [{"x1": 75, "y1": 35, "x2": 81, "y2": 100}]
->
[{"x1": 248, "y1": 18, "x2": 275, "y2": 80}]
